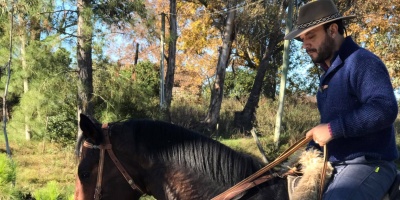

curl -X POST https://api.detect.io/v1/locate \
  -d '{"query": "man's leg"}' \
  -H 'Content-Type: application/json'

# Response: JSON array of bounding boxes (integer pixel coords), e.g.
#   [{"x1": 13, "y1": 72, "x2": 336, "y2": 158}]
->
[{"x1": 323, "y1": 156, "x2": 397, "y2": 200}]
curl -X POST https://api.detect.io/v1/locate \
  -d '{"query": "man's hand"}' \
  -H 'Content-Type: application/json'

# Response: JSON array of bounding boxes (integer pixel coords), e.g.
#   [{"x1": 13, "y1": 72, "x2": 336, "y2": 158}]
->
[{"x1": 306, "y1": 123, "x2": 333, "y2": 146}]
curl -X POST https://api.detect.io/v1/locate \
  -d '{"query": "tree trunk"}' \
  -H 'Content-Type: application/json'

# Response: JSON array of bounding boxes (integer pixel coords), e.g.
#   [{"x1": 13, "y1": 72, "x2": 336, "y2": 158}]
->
[
  {"x1": 18, "y1": 14, "x2": 31, "y2": 141},
  {"x1": 274, "y1": 0, "x2": 293, "y2": 147},
  {"x1": 132, "y1": 43, "x2": 139, "y2": 80},
  {"x1": 234, "y1": 2, "x2": 285, "y2": 132},
  {"x1": 134, "y1": 43, "x2": 139, "y2": 65},
  {"x1": 263, "y1": 72, "x2": 277, "y2": 100},
  {"x1": 234, "y1": 58, "x2": 268, "y2": 131},
  {"x1": 164, "y1": 0, "x2": 177, "y2": 121},
  {"x1": 160, "y1": 12, "x2": 166, "y2": 110},
  {"x1": 77, "y1": 0, "x2": 94, "y2": 137},
  {"x1": 3, "y1": 7, "x2": 14, "y2": 157},
  {"x1": 204, "y1": 0, "x2": 237, "y2": 131}
]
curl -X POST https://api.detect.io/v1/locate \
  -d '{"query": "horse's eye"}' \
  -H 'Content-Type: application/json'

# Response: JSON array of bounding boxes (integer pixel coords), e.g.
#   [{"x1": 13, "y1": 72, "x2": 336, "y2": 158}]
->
[{"x1": 79, "y1": 171, "x2": 91, "y2": 180}]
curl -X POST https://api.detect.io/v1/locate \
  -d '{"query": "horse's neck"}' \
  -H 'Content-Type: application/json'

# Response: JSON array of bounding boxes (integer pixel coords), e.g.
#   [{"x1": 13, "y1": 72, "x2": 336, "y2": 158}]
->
[
  {"x1": 145, "y1": 164, "x2": 227, "y2": 200},
  {"x1": 146, "y1": 164, "x2": 289, "y2": 200}
]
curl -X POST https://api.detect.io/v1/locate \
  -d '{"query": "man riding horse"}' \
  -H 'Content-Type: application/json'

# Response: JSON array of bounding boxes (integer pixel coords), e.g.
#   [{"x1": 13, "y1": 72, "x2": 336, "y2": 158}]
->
[{"x1": 284, "y1": 0, "x2": 399, "y2": 199}]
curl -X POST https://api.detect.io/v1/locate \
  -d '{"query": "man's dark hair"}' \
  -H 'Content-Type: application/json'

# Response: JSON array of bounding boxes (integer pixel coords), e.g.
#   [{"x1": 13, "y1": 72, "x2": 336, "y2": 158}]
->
[{"x1": 323, "y1": 19, "x2": 345, "y2": 35}]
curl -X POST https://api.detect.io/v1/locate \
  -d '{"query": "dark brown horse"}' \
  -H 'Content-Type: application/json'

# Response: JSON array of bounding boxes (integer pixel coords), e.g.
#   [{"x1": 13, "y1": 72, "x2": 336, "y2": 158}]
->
[
  {"x1": 74, "y1": 114, "x2": 400, "y2": 200},
  {"x1": 74, "y1": 114, "x2": 289, "y2": 200}
]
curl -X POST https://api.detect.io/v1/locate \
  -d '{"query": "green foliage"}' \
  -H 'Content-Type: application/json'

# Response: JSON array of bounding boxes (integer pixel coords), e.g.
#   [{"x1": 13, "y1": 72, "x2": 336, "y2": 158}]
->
[
  {"x1": 224, "y1": 68, "x2": 256, "y2": 98},
  {"x1": 45, "y1": 106, "x2": 78, "y2": 145},
  {"x1": 221, "y1": 68, "x2": 285, "y2": 99},
  {"x1": 0, "y1": 154, "x2": 15, "y2": 185},
  {"x1": 7, "y1": 43, "x2": 76, "y2": 143},
  {"x1": 33, "y1": 181, "x2": 61, "y2": 200},
  {"x1": 0, "y1": 154, "x2": 18, "y2": 200},
  {"x1": 134, "y1": 61, "x2": 160, "y2": 98},
  {"x1": 93, "y1": 60, "x2": 160, "y2": 122},
  {"x1": 93, "y1": 0, "x2": 147, "y2": 28}
]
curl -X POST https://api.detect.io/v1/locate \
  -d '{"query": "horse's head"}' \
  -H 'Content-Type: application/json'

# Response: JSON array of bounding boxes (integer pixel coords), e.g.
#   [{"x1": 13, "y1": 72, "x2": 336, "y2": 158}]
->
[{"x1": 74, "y1": 114, "x2": 146, "y2": 200}]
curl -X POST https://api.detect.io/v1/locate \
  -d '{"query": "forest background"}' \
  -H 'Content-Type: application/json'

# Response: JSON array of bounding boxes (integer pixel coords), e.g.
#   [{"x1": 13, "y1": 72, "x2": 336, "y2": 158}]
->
[{"x1": 0, "y1": 0, "x2": 399, "y2": 199}]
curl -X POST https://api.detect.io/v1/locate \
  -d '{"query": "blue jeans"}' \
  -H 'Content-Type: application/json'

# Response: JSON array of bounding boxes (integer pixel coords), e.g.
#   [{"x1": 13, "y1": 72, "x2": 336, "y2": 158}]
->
[{"x1": 323, "y1": 156, "x2": 397, "y2": 200}]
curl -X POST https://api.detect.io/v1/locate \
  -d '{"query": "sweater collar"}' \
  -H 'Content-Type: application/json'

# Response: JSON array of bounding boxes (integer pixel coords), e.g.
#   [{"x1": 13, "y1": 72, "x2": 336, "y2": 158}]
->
[
  {"x1": 321, "y1": 36, "x2": 359, "y2": 72},
  {"x1": 336, "y1": 36, "x2": 359, "y2": 63}
]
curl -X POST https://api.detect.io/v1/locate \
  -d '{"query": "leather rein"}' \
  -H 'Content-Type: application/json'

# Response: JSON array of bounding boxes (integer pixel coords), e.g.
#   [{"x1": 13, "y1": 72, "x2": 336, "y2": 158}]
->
[
  {"x1": 211, "y1": 136, "x2": 328, "y2": 200},
  {"x1": 82, "y1": 124, "x2": 144, "y2": 200}
]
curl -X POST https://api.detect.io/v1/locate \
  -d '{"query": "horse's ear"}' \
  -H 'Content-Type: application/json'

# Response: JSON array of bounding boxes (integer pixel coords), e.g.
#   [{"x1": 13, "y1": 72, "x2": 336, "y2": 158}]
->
[{"x1": 79, "y1": 114, "x2": 102, "y2": 143}]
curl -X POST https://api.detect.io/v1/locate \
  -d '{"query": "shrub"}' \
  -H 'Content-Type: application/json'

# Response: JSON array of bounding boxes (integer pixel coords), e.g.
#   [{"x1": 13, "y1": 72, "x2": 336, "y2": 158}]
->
[
  {"x1": 33, "y1": 181, "x2": 61, "y2": 200},
  {"x1": 0, "y1": 153, "x2": 18, "y2": 199}
]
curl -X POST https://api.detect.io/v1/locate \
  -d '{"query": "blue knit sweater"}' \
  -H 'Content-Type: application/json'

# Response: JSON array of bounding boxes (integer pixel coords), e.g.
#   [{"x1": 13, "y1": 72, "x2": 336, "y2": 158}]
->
[{"x1": 313, "y1": 37, "x2": 398, "y2": 162}]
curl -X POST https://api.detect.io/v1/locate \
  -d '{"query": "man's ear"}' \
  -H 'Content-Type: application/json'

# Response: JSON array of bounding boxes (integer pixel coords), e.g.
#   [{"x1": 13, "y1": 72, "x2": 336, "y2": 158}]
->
[{"x1": 329, "y1": 23, "x2": 339, "y2": 37}]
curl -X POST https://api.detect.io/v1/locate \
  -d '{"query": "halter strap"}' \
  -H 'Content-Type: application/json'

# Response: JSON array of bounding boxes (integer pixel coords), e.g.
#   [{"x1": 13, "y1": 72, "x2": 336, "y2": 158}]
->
[
  {"x1": 95, "y1": 145, "x2": 105, "y2": 200},
  {"x1": 83, "y1": 123, "x2": 145, "y2": 199}
]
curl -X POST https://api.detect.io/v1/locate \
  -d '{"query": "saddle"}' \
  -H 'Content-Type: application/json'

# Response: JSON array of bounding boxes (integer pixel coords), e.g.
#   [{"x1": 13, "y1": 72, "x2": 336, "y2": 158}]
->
[
  {"x1": 383, "y1": 171, "x2": 400, "y2": 200},
  {"x1": 288, "y1": 170, "x2": 400, "y2": 200},
  {"x1": 286, "y1": 154, "x2": 400, "y2": 200}
]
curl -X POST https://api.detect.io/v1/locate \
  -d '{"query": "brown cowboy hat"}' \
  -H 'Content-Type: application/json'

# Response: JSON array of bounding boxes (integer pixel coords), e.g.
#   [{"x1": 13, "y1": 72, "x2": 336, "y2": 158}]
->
[{"x1": 284, "y1": 0, "x2": 356, "y2": 40}]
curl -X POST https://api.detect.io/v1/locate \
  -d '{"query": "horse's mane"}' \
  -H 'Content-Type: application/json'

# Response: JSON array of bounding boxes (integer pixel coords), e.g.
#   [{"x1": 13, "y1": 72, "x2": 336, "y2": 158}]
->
[{"x1": 114, "y1": 119, "x2": 264, "y2": 186}]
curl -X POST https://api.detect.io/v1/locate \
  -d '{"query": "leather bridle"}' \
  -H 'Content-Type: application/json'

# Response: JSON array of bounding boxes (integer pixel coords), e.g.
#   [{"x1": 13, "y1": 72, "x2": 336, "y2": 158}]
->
[{"x1": 82, "y1": 124, "x2": 145, "y2": 200}]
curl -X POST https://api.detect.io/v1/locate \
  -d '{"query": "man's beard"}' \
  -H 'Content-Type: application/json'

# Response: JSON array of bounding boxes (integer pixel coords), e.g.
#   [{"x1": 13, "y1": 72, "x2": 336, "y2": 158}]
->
[{"x1": 306, "y1": 35, "x2": 335, "y2": 64}]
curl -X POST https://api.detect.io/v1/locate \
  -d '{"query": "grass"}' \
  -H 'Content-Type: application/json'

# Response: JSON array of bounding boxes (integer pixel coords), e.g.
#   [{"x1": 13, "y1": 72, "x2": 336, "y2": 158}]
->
[{"x1": 0, "y1": 133, "x2": 76, "y2": 199}]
